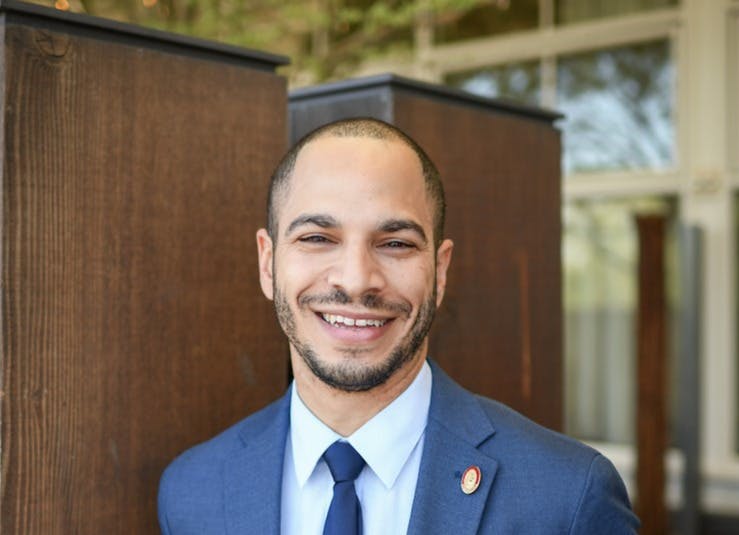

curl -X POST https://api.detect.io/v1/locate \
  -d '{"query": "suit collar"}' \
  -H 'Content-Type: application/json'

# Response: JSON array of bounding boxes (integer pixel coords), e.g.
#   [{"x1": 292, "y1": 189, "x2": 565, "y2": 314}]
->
[
  {"x1": 223, "y1": 389, "x2": 291, "y2": 535},
  {"x1": 407, "y1": 361, "x2": 499, "y2": 535}
]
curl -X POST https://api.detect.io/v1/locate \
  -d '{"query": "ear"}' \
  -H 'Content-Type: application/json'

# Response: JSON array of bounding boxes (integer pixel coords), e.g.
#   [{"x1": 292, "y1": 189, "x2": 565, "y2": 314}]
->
[
  {"x1": 256, "y1": 228, "x2": 274, "y2": 301},
  {"x1": 434, "y1": 239, "x2": 454, "y2": 307}
]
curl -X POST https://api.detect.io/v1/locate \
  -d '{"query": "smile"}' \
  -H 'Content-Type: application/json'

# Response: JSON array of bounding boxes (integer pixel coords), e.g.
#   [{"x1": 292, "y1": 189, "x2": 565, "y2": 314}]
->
[{"x1": 320, "y1": 313, "x2": 389, "y2": 328}]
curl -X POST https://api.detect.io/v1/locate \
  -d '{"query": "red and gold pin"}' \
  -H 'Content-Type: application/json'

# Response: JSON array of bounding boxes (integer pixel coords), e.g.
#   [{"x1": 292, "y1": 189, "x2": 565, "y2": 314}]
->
[{"x1": 460, "y1": 465, "x2": 481, "y2": 495}]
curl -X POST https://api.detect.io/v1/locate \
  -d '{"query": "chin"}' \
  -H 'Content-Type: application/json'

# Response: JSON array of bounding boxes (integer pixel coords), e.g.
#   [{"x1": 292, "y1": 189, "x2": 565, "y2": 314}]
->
[{"x1": 297, "y1": 340, "x2": 422, "y2": 393}]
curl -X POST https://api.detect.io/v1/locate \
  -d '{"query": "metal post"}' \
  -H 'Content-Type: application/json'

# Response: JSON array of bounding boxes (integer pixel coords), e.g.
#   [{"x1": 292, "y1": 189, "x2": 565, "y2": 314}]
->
[{"x1": 675, "y1": 224, "x2": 703, "y2": 535}]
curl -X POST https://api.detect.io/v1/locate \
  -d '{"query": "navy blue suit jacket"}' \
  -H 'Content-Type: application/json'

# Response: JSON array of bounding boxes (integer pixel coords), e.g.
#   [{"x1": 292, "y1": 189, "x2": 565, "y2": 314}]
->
[{"x1": 158, "y1": 361, "x2": 639, "y2": 534}]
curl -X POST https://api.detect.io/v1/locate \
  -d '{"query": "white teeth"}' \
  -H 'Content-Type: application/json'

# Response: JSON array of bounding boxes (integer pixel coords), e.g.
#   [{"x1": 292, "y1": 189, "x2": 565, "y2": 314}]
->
[{"x1": 321, "y1": 313, "x2": 387, "y2": 328}]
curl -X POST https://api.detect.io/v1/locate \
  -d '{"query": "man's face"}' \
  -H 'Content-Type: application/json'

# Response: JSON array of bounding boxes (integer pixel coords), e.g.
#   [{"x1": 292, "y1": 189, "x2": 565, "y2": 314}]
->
[{"x1": 257, "y1": 135, "x2": 452, "y2": 392}]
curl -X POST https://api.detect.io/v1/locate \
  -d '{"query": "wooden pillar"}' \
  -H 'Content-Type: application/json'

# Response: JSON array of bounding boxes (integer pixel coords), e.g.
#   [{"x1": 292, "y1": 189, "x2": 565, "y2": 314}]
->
[
  {"x1": 635, "y1": 214, "x2": 668, "y2": 535},
  {"x1": 0, "y1": 3, "x2": 288, "y2": 533}
]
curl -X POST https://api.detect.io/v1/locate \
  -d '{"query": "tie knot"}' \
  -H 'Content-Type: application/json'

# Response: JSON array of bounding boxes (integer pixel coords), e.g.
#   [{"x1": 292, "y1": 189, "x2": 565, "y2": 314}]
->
[{"x1": 323, "y1": 441, "x2": 365, "y2": 483}]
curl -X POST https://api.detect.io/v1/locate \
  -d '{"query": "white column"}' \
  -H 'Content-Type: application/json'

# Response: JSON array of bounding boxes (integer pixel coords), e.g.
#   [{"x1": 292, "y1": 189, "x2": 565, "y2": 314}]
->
[{"x1": 679, "y1": 0, "x2": 736, "y2": 476}]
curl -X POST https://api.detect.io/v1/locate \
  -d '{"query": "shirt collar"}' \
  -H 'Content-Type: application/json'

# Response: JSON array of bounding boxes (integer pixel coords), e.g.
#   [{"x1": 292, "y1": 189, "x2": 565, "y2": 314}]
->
[{"x1": 289, "y1": 360, "x2": 432, "y2": 490}]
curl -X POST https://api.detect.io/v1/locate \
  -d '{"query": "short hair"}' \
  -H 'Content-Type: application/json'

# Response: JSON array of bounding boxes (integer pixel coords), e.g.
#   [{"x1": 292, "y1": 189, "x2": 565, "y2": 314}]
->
[{"x1": 266, "y1": 117, "x2": 446, "y2": 248}]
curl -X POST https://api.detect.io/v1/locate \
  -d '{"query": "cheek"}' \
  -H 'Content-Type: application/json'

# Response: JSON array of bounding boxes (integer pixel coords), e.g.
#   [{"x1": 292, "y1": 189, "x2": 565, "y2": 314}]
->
[
  {"x1": 276, "y1": 254, "x2": 326, "y2": 296},
  {"x1": 389, "y1": 261, "x2": 435, "y2": 301}
]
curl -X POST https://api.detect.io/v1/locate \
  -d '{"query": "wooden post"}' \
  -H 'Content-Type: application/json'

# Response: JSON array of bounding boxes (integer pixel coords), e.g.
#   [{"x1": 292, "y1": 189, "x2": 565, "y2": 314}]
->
[
  {"x1": 0, "y1": 3, "x2": 288, "y2": 533},
  {"x1": 635, "y1": 214, "x2": 668, "y2": 534}
]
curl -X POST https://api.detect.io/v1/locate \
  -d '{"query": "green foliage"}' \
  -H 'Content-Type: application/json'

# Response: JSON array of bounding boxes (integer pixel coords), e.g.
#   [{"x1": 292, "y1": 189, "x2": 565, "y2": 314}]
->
[{"x1": 29, "y1": 0, "x2": 489, "y2": 83}]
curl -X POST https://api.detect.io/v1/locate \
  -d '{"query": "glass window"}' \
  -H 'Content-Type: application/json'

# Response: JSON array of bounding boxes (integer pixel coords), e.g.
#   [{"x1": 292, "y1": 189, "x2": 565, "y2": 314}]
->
[
  {"x1": 564, "y1": 197, "x2": 677, "y2": 443},
  {"x1": 445, "y1": 60, "x2": 540, "y2": 106},
  {"x1": 555, "y1": 0, "x2": 678, "y2": 25},
  {"x1": 434, "y1": 0, "x2": 538, "y2": 43},
  {"x1": 557, "y1": 40, "x2": 675, "y2": 176}
]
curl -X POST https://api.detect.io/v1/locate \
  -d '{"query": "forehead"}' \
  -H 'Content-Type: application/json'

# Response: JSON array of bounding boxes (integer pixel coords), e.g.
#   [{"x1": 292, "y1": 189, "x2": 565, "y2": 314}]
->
[{"x1": 279, "y1": 136, "x2": 432, "y2": 229}]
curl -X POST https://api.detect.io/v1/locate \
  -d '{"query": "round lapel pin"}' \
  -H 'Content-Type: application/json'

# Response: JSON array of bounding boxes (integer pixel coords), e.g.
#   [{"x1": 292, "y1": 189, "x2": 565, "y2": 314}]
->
[{"x1": 460, "y1": 465, "x2": 481, "y2": 495}]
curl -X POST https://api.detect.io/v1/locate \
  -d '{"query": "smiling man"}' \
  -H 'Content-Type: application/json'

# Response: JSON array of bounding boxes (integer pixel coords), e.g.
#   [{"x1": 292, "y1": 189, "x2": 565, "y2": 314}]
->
[{"x1": 158, "y1": 118, "x2": 639, "y2": 534}]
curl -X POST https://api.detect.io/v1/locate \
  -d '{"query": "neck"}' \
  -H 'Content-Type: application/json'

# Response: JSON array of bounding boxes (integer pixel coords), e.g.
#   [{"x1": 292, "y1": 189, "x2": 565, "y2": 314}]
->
[{"x1": 290, "y1": 345, "x2": 428, "y2": 437}]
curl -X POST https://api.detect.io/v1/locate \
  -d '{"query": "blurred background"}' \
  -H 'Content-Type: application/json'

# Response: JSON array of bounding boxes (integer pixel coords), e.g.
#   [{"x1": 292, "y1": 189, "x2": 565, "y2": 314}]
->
[{"x1": 29, "y1": 0, "x2": 739, "y2": 529}]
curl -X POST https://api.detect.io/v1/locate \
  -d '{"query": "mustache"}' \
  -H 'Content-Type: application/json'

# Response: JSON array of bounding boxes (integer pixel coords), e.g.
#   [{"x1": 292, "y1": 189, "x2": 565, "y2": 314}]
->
[{"x1": 298, "y1": 288, "x2": 411, "y2": 317}]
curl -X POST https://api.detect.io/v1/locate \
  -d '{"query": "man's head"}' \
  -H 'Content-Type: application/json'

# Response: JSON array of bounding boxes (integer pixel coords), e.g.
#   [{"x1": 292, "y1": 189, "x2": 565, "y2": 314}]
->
[
  {"x1": 256, "y1": 118, "x2": 453, "y2": 395},
  {"x1": 267, "y1": 118, "x2": 446, "y2": 249}
]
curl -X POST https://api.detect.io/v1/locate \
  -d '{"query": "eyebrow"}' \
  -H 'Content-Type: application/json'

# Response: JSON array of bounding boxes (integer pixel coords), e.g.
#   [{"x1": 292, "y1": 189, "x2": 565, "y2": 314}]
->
[
  {"x1": 378, "y1": 218, "x2": 428, "y2": 245},
  {"x1": 285, "y1": 213, "x2": 339, "y2": 237},
  {"x1": 285, "y1": 214, "x2": 428, "y2": 245}
]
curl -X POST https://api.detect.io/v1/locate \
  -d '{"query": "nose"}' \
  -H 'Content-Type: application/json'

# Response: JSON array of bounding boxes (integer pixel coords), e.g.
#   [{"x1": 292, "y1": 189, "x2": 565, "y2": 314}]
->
[{"x1": 327, "y1": 242, "x2": 386, "y2": 298}]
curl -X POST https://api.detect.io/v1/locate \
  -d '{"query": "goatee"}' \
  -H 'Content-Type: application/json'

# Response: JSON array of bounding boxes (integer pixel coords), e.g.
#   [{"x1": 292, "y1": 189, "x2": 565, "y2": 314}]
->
[{"x1": 273, "y1": 286, "x2": 437, "y2": 392}]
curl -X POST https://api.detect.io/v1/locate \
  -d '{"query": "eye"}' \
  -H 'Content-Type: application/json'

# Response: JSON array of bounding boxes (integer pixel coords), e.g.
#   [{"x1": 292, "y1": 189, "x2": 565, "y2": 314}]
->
[
  {"x1": 298, "y1": 234, "x2": 333, "y2": 244},
  {"x1": 381, "y1": 240, "x2": 414, "y2": 249}
]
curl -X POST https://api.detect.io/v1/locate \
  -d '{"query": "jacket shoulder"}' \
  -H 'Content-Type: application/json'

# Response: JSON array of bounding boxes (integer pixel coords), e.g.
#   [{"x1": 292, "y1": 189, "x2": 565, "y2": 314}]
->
[
  {"x1": 471, "y1": 395, "x2": 639, "y2": 533},
  {"x1": 475, "y1": 394, "x2": 597, "y2": 460},
  {"x1": 157, "y1": 395, "x2": 288, "y2": 534},
  {"x1": 166, "y1": 395, "x2": 286, "y2": 471}
]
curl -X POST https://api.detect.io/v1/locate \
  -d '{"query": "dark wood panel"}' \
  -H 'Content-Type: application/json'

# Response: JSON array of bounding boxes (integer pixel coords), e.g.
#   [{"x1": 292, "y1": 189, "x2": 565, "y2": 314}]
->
[
  {"x1": 393, "y1": 91, "x2": 562, "y2": 430},
  {"x1": 2, "y1": 23, "x2": 287, "y2": 534},
  {"x1": 289, "y1": 88, "x2": 394, "y2": 142}
]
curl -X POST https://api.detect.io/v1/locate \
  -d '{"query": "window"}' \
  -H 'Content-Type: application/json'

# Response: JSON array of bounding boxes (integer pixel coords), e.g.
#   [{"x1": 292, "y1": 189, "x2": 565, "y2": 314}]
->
[
  {"x1": 564, "y1": 197, "x2": 677, "y2": 443},
  {"x1": 558, "y1": 40, "x2": 675, "y2": 175},
  {"x1": 444, "y1": 60, "x2": 540, "y2": 106}
]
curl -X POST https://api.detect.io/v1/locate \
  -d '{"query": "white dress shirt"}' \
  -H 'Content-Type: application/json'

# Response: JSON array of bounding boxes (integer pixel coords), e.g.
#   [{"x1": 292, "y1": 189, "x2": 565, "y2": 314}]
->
[{"x1": 280, "y1": 361, "x2": 432, "y2": 535}]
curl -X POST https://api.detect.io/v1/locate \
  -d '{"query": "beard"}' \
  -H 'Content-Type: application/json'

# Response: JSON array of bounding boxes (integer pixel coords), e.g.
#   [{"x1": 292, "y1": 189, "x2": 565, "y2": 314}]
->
[{"x1": 273, "y1": 285, "x2": 437, "y2": 393}]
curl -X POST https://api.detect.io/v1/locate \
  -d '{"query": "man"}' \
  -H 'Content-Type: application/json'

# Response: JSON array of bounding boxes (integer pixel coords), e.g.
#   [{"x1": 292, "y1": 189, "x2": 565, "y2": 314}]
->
[{"x1": 158, "y1": 118, "x2": 639, "y2": 534}]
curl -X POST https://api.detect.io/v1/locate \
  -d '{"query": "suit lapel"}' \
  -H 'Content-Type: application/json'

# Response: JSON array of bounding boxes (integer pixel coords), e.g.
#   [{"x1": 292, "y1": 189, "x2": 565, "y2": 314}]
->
[
  {"x1": 407, "y1": 363, "x2": 499, "y2": 535},
  {"x1": 223, "y1": 391, "x2": 290, "y2": 535}
]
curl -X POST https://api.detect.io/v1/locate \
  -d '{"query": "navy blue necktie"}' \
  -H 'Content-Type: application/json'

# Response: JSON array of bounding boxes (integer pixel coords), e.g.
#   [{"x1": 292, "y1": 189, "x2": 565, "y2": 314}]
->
[{"x1": 322, "y1": 441, "x2": 366, "y2": 535}]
